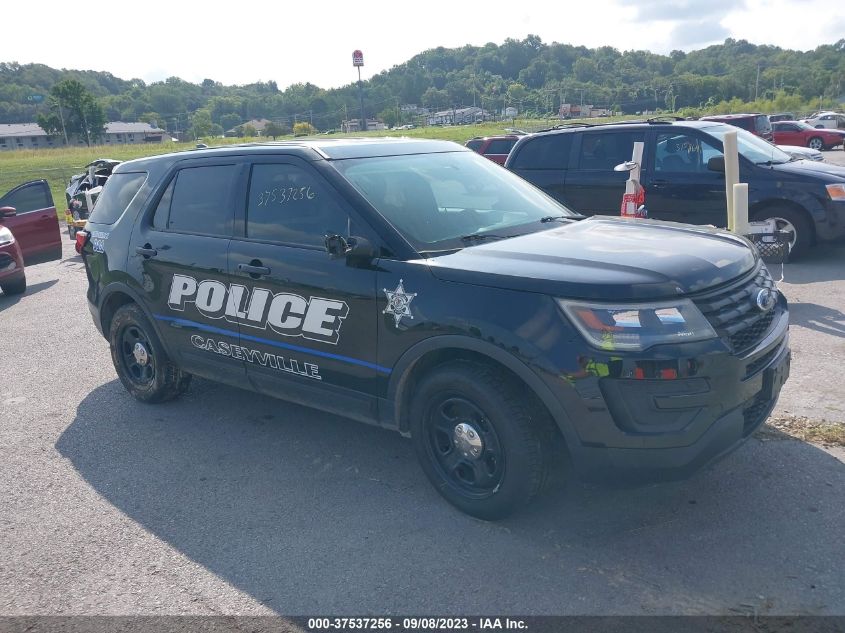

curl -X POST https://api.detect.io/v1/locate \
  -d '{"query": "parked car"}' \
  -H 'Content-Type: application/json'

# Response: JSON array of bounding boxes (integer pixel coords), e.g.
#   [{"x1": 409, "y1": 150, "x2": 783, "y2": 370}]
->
[
  {"x1": 76, "y1": 138, "x2": 789, "y2": 519},
  {"x1": 505, "y1": 119, "x2": 845, "y2": 256},
  {"x1": 778, "y1": 145, "x2": 824, "y2": 162},
  {"x1": 801, "y1": 111, "x2": 845, "y2": 129},
  {"x1": 465, "y1": 134, "x2": 522, "y2": 165},
  {"x1": 771, "y1": 120, "x2": 845, "y2": 150},
  {"x1": 0, "y1": 179, "x2": 62, "y2": 265},
  {"x1": 0, "y1": 222, "x2": 26, "y2": 295},
  {"x1": 699, "y1": 113, "x2": 773, "y2": 141},
  {"x1": 768, "y1": 113, "x2": 796, "y2": 123}
]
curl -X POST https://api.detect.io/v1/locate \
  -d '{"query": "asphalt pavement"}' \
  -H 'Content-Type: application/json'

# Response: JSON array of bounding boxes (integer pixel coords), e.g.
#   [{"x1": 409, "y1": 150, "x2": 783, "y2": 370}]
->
[{"x1": 1, "y1": 154, "x2": 843, "y2": 616}]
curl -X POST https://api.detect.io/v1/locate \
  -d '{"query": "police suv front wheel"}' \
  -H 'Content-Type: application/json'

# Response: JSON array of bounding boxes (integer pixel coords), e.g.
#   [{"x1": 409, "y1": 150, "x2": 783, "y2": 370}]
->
[
  {"x1": 410, "y1": 361, "x2": 550, "y2": 520},
  {"x1": 109, "y1": 303, "x2": 191, "y2": 403}
]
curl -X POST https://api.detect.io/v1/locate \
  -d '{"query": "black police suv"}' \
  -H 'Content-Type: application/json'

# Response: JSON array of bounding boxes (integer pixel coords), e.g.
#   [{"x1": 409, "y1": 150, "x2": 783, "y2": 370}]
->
[
  {"x1": 506, "y1": 119, "x2": 845, "y2": 257},
  {"x1": 78, "y1": 139, "x2": 790, "y2": 519}
]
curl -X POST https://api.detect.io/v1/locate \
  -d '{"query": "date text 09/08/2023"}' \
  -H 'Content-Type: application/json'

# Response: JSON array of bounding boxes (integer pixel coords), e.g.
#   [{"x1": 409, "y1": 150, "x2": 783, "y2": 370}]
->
[{"x1": 306, "y1": 617, "x2": 528, "y2": 630}]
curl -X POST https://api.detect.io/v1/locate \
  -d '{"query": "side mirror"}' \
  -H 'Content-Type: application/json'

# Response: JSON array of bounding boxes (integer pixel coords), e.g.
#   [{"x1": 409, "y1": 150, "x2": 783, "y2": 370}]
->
[
  {"x1": 0, "y1": 206, "x2": 16, "y2": 219},
  {"x1": 707, "y1": 156, "x2": 725, "y2": 172},
  {"x1": 324, "y1": 234, "x2": 374, "y2": 262}
]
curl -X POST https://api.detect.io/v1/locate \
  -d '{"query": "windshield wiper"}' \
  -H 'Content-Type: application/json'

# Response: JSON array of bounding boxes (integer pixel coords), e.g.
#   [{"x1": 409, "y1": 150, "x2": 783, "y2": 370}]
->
[
  {"x1": 460, "y1": 233, "x2": 512, "y2": 243},
  {"x1": 540, "y1": 214, "x2": 584, "y2": 222}
]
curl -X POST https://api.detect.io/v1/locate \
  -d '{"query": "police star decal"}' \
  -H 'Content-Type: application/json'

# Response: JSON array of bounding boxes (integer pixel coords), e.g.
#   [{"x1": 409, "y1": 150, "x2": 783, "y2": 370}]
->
[{"x1": 383, "y1": 279, "x2": 417, "y2": 327}]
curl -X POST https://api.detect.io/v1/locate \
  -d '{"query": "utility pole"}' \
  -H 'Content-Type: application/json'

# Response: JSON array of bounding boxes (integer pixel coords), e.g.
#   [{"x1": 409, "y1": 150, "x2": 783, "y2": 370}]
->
[
  {"x1": 352, "y1": 50, "x2": 366, "y2": 132},
  {"x1": 56, "y1": 97, "x2": 68, "y2": 145}
]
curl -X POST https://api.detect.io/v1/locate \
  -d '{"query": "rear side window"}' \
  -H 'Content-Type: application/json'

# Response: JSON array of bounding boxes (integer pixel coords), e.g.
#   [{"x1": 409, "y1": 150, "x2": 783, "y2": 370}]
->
[
  {"x1": 246, "y1": 163, "x2": 349, "y2": 247},
  {"x1": 465, "y1": 139, "x2": 483, "y2": 151},
  {"x1": 510, "y1": 134, "x2": 572, "y2": 169},
  {"x1": 576, "y1": 131, "x2": 645, "y2": 170},
  {"x1": 163, "y1": 165, "x2": 239, "y2": 236},
  {"x1": 88, "y1": 172, "x2": 147, "y2": 224},
  {"x1": 484, "y1": 139, "x2": 516, "y2": 155},
  {"x1": 0, "y1": 181, "x2": 52, "y2": 214}
]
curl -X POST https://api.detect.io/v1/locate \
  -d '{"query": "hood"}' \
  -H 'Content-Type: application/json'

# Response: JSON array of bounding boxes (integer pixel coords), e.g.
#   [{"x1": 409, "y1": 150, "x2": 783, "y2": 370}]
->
[
  {"x1": 772, "y1": 158, "x2": 845, "y2": 180},
  {"x1": 426, "y1": 217, "x2": 757, "y2": 300}
]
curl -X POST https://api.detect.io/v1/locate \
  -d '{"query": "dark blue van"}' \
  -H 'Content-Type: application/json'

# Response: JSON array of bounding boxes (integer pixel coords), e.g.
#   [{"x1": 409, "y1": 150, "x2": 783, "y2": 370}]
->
[{"x1": 506, "y1": 120, "x2": 845, "y2": 257}]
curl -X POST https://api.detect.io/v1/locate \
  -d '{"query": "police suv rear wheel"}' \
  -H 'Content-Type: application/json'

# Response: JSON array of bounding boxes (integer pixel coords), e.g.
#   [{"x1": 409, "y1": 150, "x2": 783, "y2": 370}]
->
[
  {"x1": 410, "y1": 361, "x2": 549, "y2": 520},
  {"x1": 109, "y1": 303, "x2": 191, "y2": 403}
]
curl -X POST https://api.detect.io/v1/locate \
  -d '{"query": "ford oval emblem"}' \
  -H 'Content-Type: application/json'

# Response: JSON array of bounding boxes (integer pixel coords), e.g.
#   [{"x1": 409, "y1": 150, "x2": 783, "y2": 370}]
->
[{"x1": 755, "y1": 288, "x2": 777, "y2": 312}]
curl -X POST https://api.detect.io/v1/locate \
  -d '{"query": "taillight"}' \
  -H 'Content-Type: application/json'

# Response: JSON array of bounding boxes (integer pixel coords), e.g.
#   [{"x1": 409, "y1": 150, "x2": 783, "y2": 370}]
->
[{"x1": 75, "y1": 229, "x2": 89, "y2": 254}]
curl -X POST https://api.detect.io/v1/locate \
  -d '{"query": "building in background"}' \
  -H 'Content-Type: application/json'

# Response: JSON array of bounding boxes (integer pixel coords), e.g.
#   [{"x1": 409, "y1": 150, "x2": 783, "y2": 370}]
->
[{"x1": 0, "y1": 121, "x2": 168, "y2": 151}]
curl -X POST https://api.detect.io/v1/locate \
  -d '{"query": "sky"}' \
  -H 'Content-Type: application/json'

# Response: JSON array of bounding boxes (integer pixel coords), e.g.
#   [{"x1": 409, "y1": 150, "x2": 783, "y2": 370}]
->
[{"x1": 3, "y1": 0, "x2": 842, "y2": 90}]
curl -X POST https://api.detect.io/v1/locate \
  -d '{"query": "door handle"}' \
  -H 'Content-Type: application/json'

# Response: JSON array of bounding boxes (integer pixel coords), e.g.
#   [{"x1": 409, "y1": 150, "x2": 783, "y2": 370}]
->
[
  {"x1": 135, "y1": 245, "x2": 158, "y2": 258},
  {"x1": 237, "y1": 262, "x2": 271, "y2": 277}
]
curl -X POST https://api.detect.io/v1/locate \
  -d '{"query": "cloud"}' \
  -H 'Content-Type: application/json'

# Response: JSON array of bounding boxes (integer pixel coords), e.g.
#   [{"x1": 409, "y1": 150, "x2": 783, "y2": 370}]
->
[
  {"x1": 669, "y1": 19, "x2": 732, "y2": 48},
  {"x1": 617, "y1": 0, "x2": 746, "y2": 21}
]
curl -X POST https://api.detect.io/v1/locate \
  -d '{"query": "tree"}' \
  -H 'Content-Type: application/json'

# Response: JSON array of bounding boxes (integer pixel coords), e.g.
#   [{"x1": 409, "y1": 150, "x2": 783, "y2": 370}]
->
[
  {"x1": 189, "y1": 109, "x2": 214, "y2": 138},
  {"x1": 264, "y1": 120, "x2": 290, "y2": 139},
  {"x1": 292, "y1": 122, "x2": 317, "y2": 136},
  {"x1": 240, "y1": 123, "x2": 257, "y2": 137},
  {"x1": 36, "y1": 79, "x2": 105, "y2": 146}
]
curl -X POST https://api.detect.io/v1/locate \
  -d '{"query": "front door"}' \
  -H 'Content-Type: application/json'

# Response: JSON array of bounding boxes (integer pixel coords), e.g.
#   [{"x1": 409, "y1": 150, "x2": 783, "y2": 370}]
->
[
  {"x1": 0, "y1": 180, "x2": 61, "y2": 264},
  {"x1": 643, "y1": 131, "x2": 727, "y2": 227},
  {"x1": 127, "y1": 158, "x2": 250, "y2": 388},
  {"x1": 227, "y1": 157, "x2": 380, "y2": 422}
]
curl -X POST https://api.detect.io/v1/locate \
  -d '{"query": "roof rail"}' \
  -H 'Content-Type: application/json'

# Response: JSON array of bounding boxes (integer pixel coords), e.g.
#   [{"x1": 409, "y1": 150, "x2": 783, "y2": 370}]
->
[{"x1": 646, "y1": 115, "x2": 686, "y2": 123}]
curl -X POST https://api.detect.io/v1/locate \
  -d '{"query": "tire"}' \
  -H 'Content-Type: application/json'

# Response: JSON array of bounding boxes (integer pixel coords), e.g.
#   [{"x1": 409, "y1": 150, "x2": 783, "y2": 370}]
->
[
  {"x1": 0, "y1": 273, "x2": 26, "y2": 296},
  {"x1": 409, "y1": 360, "x2": 551, "y2": 520},
  {"x1": 109, "y1": 303, "x2": 191, "y2": 403},
  {"x1": 752, "y1": 205, "x2": 813, "y2": 258},
  {"x1": 807, "y1": 137, "x2": 824, "y2": 151}
]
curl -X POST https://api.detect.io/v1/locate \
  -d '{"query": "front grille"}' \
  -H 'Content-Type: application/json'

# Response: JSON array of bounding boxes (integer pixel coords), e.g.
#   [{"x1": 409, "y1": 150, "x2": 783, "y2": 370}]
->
[
  {"x1": 745, "y1": 346, "x2": 778, "y2": 378},
  {"x1": 743, "y1": 395, "x2": 774, "y2": 436},
  {"x1": 693, "y1": 264, "x2": 779, "y2": 353}
]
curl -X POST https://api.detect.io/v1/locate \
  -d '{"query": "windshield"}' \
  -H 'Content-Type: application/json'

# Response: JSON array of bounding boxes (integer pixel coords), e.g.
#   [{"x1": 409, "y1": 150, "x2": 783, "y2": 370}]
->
[
  {"x1": 704, "y1": 123, "x2": 792, "y2": 164},
  {"x1": 333, "y1": 150, "x2": 578, "y2": 253}
]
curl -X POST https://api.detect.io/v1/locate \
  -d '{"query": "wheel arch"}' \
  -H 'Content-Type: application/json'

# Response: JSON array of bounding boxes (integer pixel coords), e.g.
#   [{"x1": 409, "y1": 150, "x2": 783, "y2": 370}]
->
[
  {"x1": 388, "y1": 336, "x2": 578, "y2": 450},
  {"x1": 748, "y1": 198, "x2": 816, "y2": 245},
  {"x1": 99, "y1": 283, "x2": 169, "y2": 351}
]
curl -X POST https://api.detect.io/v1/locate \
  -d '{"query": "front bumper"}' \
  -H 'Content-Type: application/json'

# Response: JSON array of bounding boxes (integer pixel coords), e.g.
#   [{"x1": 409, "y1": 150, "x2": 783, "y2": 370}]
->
[
  {"x1": 543, "y1": 299, "x2": 790, "y2": 483},
  {"x1": 821, "y1": 200, "x2": 845, "y2": 241}
]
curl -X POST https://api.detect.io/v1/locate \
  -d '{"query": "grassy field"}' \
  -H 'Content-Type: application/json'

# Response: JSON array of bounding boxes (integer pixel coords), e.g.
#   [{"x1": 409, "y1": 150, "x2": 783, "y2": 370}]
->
[{"x1": 0, "y1": 116, "x2": 635, "y2": 214}]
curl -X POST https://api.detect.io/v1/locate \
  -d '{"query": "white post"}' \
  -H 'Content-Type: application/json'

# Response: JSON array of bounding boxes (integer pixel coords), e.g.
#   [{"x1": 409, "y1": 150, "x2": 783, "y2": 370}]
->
[
  {"x1": 723, "y1": 131, "x2": 740, "y2": 231},
  {"x1": 732, "y1": 183, "x2": 749, "y2": 236}
]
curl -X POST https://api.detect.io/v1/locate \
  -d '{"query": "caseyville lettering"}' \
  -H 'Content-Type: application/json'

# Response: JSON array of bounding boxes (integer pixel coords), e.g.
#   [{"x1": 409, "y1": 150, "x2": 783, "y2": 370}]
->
[
  {"x1": 168, "y1": 274, "x2": 349, "y2": 345},
  {"x1": 191, "y1": 335, "x2": 321, "y2": 380}
]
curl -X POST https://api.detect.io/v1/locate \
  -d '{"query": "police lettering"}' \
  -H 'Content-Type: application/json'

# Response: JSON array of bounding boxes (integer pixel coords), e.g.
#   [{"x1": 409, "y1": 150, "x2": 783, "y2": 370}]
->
[{"x1": 168, "y1": 274, "x2": 348, "y2": 344}]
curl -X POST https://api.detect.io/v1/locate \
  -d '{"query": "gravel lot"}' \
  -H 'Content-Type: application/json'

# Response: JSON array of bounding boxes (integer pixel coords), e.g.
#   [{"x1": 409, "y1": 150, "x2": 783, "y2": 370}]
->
[{"x1": 1, "y1": 152, "x2": 843, "y2": 616}]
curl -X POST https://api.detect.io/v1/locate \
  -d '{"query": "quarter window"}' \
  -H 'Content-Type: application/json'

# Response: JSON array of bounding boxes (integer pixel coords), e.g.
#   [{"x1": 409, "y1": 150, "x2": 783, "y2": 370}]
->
[
  {"x1": 246, "y1": 163, "x2": 349, "y2": 247},
  {"x1": 165, "y1": 165, "x2": 239, "y2": 236}
]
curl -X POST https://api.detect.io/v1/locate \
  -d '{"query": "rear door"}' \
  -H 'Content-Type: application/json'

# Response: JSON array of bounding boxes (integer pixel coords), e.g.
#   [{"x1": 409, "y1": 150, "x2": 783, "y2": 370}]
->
[
  {"x1": 642, "y1": 130, "x2": 727, "y2": 227},
  {"x1": 563, "y1": 129, "x2": 645, "y2": 216},
  {"x1": 127, "y1": 157, "x2": 251, "y2": 388},
  {"x1": 227, "y1": 156, "x2": 380, "y2": 422},
  {"x1": 0, "y1": 180, "x2": 61, "y2": 264}
]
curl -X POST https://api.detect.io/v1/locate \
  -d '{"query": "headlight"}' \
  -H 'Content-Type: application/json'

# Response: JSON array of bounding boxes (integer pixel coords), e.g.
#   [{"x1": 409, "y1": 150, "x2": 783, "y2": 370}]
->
[
  {"x1": 0, "y1": 226, "x2": 14, "y2": 247},
  {"x1": 557, "y1": 298, "x2": 717, "y2": 351},
  {"x1": 826, "y1": 184, "x2": 845, "y2": 201}
]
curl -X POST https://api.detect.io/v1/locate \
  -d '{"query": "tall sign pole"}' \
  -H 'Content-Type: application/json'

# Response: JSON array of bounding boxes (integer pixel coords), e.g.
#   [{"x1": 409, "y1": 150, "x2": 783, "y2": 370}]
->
[{"x1": 353, "y1": 50, "x2": 365, "y2": 132}]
